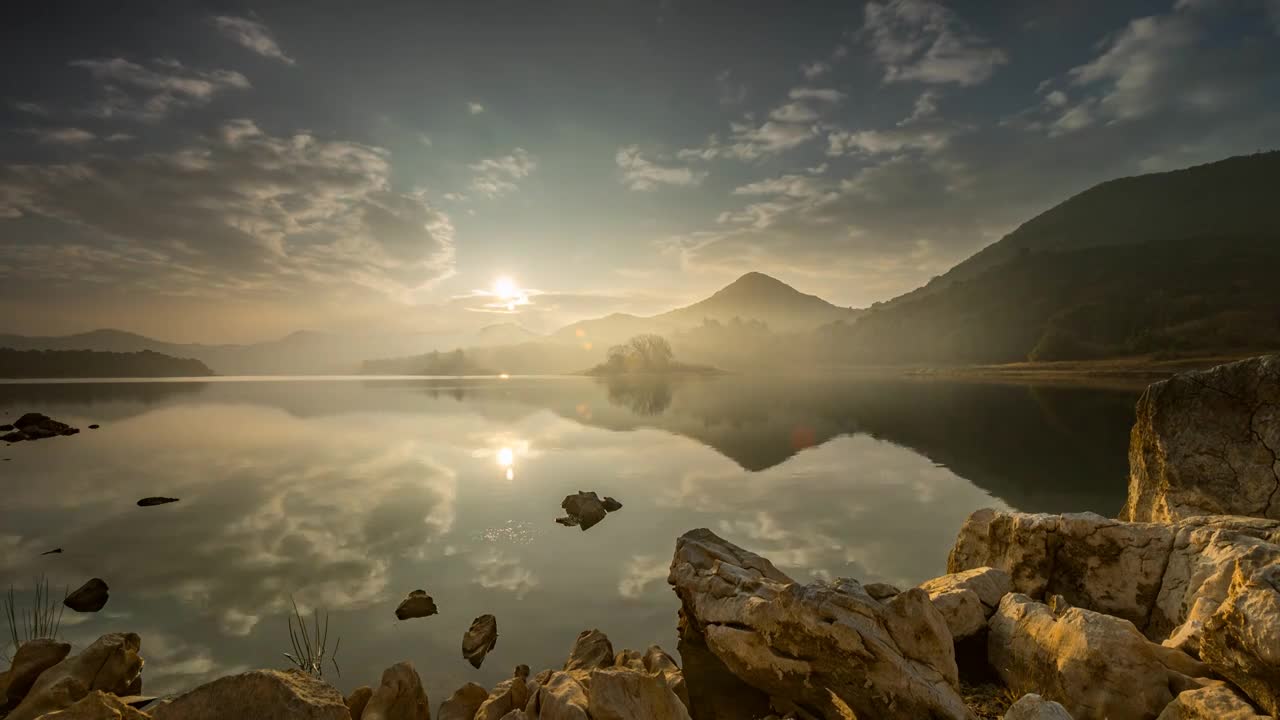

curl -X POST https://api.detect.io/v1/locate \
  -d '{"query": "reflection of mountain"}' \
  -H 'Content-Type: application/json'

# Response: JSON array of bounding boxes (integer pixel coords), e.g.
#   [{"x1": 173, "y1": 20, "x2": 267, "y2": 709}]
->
[{"x1": 0, "y1": 381, "x2": 210, "y2": 421}]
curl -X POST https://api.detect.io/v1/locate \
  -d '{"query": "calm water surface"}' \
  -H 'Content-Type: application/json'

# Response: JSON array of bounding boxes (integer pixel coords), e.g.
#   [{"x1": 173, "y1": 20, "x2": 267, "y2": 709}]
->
[{"x1": 0, "y1": 375, "x2": 1136, "y2": 701}]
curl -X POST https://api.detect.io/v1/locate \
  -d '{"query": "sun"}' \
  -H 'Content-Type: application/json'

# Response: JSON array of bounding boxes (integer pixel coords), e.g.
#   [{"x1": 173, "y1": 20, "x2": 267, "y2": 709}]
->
[{"x1": 494, "y1": 276, "x2": 518, "y2": 300}]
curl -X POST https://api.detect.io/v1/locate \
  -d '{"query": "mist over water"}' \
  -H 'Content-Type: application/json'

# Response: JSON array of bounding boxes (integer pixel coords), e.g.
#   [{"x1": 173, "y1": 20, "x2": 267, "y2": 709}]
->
[{"x1": 0, "y1": 375, "x2": 1134, "y2": 701}]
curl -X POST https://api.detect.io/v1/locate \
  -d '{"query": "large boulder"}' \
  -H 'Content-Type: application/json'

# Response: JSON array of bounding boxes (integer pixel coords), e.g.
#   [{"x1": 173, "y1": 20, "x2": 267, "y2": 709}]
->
[
  {"x1": 436, "y1": 683, "x2": 487, "y2": 720},
  {"x1": 394, "y1": 590, "x2": 438, "y2": 621},
  {"x1": 524, "y1": 671, "x2": 588, "y2": 719},
  {"x1": 668, "y1": 528, "x2": 969, "y2": 720},
  {"x1": 1197, "y1": 563, "x2": 1280, "y2": 715},
  {"x1": 463, "y1": 615, "x2": 499, "y2": 669},
  {"x1": 562, "y1": 630, "x2": 613, "y2": 675},
  {"x1": 476, "y1": 666, "x2": 530, "y2": 720},
  {"x1": 148, "y1": 669, "x2": 348, "y2": 720},
  {"x1": 346, "y1": 686, "x2": 373, "y2": 719},
  {"x1": 26, "y1": 690, "x2": 150, "y2": 719},
  {"x1": 1156, "y1": 682, "x2": 1269, "y2": 719},
  {"x1": 988, "y1": 594, "x2": 1207, "y2": 720},
  {"x1": 0, "y1": 639, "x2": 72, "y2": 711},
  {"x1": 7, "y1": 633, "x2": 144, "y2": 720},
  {"x1": 362, "y1": 662, "x2": 430, "y2": 720},
  {"x1": 586, "y1": 668, "x2": 690, "y2": 720},
  {"x1": 919, "y1": 567, "x2": 1012, "y2": 640},
  {"x1": 1004, "y1": 694, "x2": 1073, "y2": 720},
  {"x1": 63, "y1": 579, "x2": 110, "y2": 613},
  {"x1": 1123, "y1": 355, "x2": 1280, "y2": 523}
]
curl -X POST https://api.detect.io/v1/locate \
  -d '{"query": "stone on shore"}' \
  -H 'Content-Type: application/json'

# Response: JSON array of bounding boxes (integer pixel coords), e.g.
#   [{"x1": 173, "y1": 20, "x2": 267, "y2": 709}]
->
[
  {"x1": 7, "y1": 633, "x2": 144, "y2": 720},
  {"x1": 463, "y1": 615, "x2": 499, "y2": 669},
  {"x1": 394, "y1": 590, "x2": 438, "y2": 621},
  {"x1": 476, "y1": 666, "x2": 530, "y2": 720},
  {"x1": 524, "y1": 671, "x2": 589, "y2": 719},
  {"x1": 28, "y1": 690, "x2": 150, "y2": 720},
  {"x1": 1197, "y1": 563, "x2": 1280, "y2": 716},
  {"x1": 1156, "y1": 682, "x2": 1269, "y2": 719},
  {"x1": 587, "y1": 667, "x2": 691, "y2": 720},
  {"x1": 920, "y1": 566, "x2": 1012, "y2": 641},
  {"x1": 987, "y1": 594, "x2": 1207, "y2": 720},
  {"x1": 345, "y1": 686, "x2": 372, "y2": 720},
  {"x1": 669, "y1": 528, "x2": 969, "y2": 720},
  {"x1": 63, "y1": 578, "x2": 110, "y2": 613},
  {"x1": 0, "y1": 639, "x2": 72, "y2": 712},
  {"x1": 1123, "y1": 354, "x2": 1280, "y2": 523},
  {"x1": 1004, "y1": 694, "x2": 1073, "y2": 720},
  {"x1": 361, "y1": 662, "x2": 430, "y2": 720},
  {"x1": 864, "y1": 582, "x2": 902, "y2": 601},
  {"x1": 148, "y1": 669, "x2": 347, "y2": 720},
  {"x1": 563, "y1": 630, "x2": 613, "y2": 675},
  {"x1": 436, "y1": 682, "x2": 487, "y2": 720}
]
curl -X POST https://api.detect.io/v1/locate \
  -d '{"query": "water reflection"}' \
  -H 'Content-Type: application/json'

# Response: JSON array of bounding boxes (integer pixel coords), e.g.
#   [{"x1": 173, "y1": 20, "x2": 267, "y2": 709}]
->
[{"x1": 0, "y1": 375, "x2": 1136, "y2": 703}]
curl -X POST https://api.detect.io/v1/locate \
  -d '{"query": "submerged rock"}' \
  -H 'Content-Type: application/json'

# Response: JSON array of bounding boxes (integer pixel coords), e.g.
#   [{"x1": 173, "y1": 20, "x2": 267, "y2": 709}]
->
[
  {"x1": 463, "y1": 614, "x2": 499, "y2": 669},
  {"x1": 6, "y1": 633, "x2": 144, "y2": 720},
  {"x1": 148, "y1": 668, "x2": 347, "y2": 720},
  {"x1": 437, "y1": 682, "x2": 488, "y2": 720},
  {"x1": 136, "y1": 497, "x2": 179, "y2": 507},
  {"x1": 1124, "y1": 354, "x2": 1280, "y2": 523},
  {"x1": 63, "y1": 578, "x2": 109, "y2": 613},
  {"x1": 394, "y1": 590, "x2": 438, "y2": 620},
  {"x1": 669, "y1": 528, "x2": 969, "y2": 720},
  {"x1": 362, "y1": 662, "x2": 430, "y2": 720},
  {"x1": 0, "y1": 639, "x2": 72, "y2": 712}
]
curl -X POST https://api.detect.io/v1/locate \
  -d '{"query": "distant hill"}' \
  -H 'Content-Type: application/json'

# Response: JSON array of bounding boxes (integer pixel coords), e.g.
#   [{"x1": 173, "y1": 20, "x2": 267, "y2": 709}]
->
[
  {"x1": 0, "y1": 348, "x2": 214, "y2": 378},
  {"x1": 361, "y1": 349, "x2": 495, "y2": 376},
  {"x1": 555, "y1": 272, "x2": 861, "y2": 347},
  {"x1": 827, "y1": 152, "x2": 1280, "y2": 364},
  {"x1": 475, "y1": 323, "x2": 543, "y2": 347}
]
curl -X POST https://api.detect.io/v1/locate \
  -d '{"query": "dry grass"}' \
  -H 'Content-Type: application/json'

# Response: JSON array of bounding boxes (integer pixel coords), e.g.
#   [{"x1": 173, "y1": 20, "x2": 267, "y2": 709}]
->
[
  {"x1": 3, "y1": 576, "x2": 66, "y2": 663},
  {"x1": 961, "y1": 681, "x2": 1022, "y2": 720},
  {"x1": 282, "y1": 595, "x2": 341, "y2": 679}
]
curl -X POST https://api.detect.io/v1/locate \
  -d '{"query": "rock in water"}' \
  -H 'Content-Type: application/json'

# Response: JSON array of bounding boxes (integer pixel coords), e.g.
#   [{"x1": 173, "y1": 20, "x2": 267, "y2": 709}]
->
[
  {"x1": 0, "y1": 639, "x2": 72, "y2": 712},
  {"x1": 345, "y1": 686, "x2": 372, "y2": 720},
  {"x1": 668, "y1": 528, "x2": 969, "y2": 720},
  {"x1": 437, "y1": 682, "x2": 488, "y2": 720},
  {"x1": 148, "y1": 669, "x2": 348, "y2": 720},
  {"x1": 602, "y1": 496, "x2": 622, "y2": 512},
  {"x1": 5, "y1": 633, "x2": 144, "y2": 720},
  {"x1": 463, "y1": 614, "x2": 499, "y2": 669},
  {"x1": 27, "y1": 690, "x2": 150, "y2": 719},
  {"x1": 12, "y1": 413, "x2": 79, "y2": 440},
  {"x1": 63, "y1": 578, "x2": 110, "y2": 613},
  {"x1": 0, "y1": 423, "x2": 12, "y2": 431},
  {"x1": 361, "y1": 662, "x2": 430, "y2": 720},
  {"x1": 136, "y1": 497, "x2": 179, "y2": 507},
  {"x1": 88, "y1": 424, "x2": 100, "y2": 429},
  {"x1": 394, "y1": 590, "x2": 438, "y2": 620},
  {"x1": 1004, "y1": 694, "x2": 1074, "y2": 720},
  {"x1": 559, "y1": 491, "x2": 608, "y2": 530},
  {"x1": 1124, "y1": 355, "x2": 1280, "y2": 522}
]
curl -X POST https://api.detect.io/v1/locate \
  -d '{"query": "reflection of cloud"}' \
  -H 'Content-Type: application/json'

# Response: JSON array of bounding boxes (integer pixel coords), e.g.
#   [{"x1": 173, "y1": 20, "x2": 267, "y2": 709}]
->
[
  {"x1": 470, "y1": 550, "x2": 539, "y2": 599},
  {"x1": 618, "y1": 555, "x2": 669, "y2": 599}
]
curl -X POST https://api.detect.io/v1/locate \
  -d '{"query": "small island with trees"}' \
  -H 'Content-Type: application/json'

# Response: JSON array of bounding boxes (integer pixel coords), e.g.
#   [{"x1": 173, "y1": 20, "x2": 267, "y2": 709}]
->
[
  {"x1": 582, "y1": 334, "x2": 722, "y2": 376},
  {"x1": 0, "y1": 348, "x2": 214, "y2": 378},
  {"x1": 360, "y1": 348, "x2": 496, "y2": 376}
]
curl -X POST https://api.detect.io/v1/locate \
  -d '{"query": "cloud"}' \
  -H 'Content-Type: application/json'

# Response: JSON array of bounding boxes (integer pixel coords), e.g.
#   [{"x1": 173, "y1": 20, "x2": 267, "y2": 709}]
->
[
  {"x1": 801, "y1": 61, "x2": 831, "y2": 79},
  {"x1": 468, "y1": 101, "x2": 485, "y2": 114},
  {"x1": 71, "y1": 57, "x2": 250, "y2": 121},
  {"x1": 788, "y1": 87, "x2": 847, "y2": 102},
  {"x1": 900, "y1": 89, "x2": 940, "y2": 124},
  {"x1": 827, "y1": 126, "x2": 953, "y2": 156},
  {"x1": 28, "y1": 127, "x2": 96, "y2": 144},
  {"x1": 468, "y1": 148, "x2": 536, "y2": 198},
  {"x1": 11, "y1": 101, "x2": 48, "y2": 116},
  {"x1": 212, "y1": 15, "x2": 295, "y2": 64},
  {"x1": 615, "y1": 146, "x2": 706, "y2": 190},
  {"x1": 0, "y1": 119, "x2": 455, "y2": 301},
  {"x1": 680, "y1": 120, "x2": 819, "y2": 162},
  {"x1": 862, "y1": 0, "x2": 1007, "y2": 85},
  {"x1": 769, "y1": 102, "x2": 820, "y2": 123},
  {"x1": 617, "y1": 555, "x2": 669, "y2": 599}
]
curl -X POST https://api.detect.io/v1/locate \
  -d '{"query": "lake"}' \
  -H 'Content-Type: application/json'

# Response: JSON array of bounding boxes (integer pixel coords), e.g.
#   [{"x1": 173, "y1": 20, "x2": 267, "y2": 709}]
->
[{"x1": 0, "y1": 374, "x2": 1138, "y2": 703}]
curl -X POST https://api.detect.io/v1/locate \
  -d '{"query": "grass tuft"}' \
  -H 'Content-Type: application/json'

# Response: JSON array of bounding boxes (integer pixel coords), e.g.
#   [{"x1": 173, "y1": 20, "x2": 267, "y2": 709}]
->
[
  {"x1": 282, "y1": 595, "x2": 341, "y2": 679},
  {"x1": 3, "y1": 576, "x2": 66, "y2": 663}
]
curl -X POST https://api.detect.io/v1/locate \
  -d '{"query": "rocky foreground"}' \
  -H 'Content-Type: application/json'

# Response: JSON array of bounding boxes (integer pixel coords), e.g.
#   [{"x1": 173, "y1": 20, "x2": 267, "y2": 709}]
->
[{"x1": 2, "y1": 355, "x2": 1279, "y2": 719}]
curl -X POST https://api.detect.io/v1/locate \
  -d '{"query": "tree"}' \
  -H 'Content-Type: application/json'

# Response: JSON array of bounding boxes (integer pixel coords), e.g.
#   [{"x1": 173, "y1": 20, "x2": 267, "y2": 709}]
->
[{"x1": 627, "y1": 334, "x2": 672, "y2": 370}]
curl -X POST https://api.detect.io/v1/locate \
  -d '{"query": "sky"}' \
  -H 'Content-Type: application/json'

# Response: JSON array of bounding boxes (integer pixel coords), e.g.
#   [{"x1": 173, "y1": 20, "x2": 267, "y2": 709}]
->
[{"x1": 1, "y1": 0, "x2": 1278, "y2": 343}]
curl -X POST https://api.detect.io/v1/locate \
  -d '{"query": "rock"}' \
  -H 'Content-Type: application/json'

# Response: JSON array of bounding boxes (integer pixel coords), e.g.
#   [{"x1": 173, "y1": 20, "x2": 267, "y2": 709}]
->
[
  {"x1": 1198, "y1": 562, "x2": 1280, "y2": 715},
  {"x1": 135, "y1": 498, "x2": 179, "y2": 508},
  {"x1": 362, "y1": 662, "x2": 430, "y2": 720},
  {"x1": 641, "y1": 646, "x2": 689, "y2": 711},
  {"x1": 1124, "y1": 355, "x2": 1280, "y2": 523},
  {"x1": 864, "y1": 582, "x2": 902, "y2": 601},
  {"x1": 1004, "y1": 693, "x2": 1073, "y2": 720},
  {"x1": 436, "y1": 682, "x2": 487, "y2": 720},
  {"x1": 476, "y1": 666, "x2": 530, "y2": 720},
  {"x1": 3, "y1": 431, "x2": 25, "y2": 442},
  {"x1": 0, "y1": 423, "x2": 12, "y2": 431},
  {"x1": 41, "y1": 548, "x2": 62, "y2": 555},
  {"x1": 64, "y1": 578, "x2": 110, "y2": 613},
  {"x1": 1156, "y1": 682, "x2": 1269, "y2": 719},
  {"x1": 554, "y1": 517, "x2": 578, "y2": 527},
  {"x1": 27, "y1": 690, "x2": 149, "y2": 719},
  {"x1": 987, "y1": 594, "x2": 1208, "y2": 720},
  {"x1": 669, "y1": 528, "x2": 969, "y2": 720},
  {"x1": 601, "y1": 497, "x2": 622, "y2": 512},
  {"x1": 675, "y1": 632, "x2": 771, "y2": 720},
  {"x1": 88, "y1": 425, "x2": 100, "y2": 430},
  {"x1": 463, "y1": 615, "x2": 499, "y2": 669},
  {"x1": 587, "y1": 668, "x2": 691, "y2": 720},
  {"x1": 524, "y1": 671, "x2": 588, "y2": 720},
  {"x1": 345, "y1": 686, "x2": 372, "y2": 720},
  {"x1": 0, "y1": 639, "x2": 72, "y2": 711},
  {"x1": 7, "y1": 633, "x2": 144, "y2": 720},
  {"x1": 920, "y1": 566, "x2": 1012, "y2": 640},
  {"x1": 394, "y1": 590, "x2": 438, "y2": 621},
  {"x1": 148, "y1": 669, "x2": 347, "y2": 720},
  {"x1": 15, "y1": 413, "x2": 49, "y2": 427},
  {"x1": 12, "y1": 413, "x2": 79, "y2": 440},
  {"x1": 559, "y1": 492, "x2": 608, "y2": 531},
  {"x1": 563, "y1": 630, "x2": 613, "y2": 674}
]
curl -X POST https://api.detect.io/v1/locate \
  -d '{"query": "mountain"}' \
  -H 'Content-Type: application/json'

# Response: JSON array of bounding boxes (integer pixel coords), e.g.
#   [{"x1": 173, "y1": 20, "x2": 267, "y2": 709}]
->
[
  {"x1": 0, "y1": 348, "x2": 214, "y2": 378},
  {"x1": 474, "y1": 323, "x2": 543, "y2": 347},
  {"x1": 554, "y1": 272, "x2": 860, "y2": 347},
  {"x1": 827, "y1": 152, "x2": 1280, "y2": 364}
]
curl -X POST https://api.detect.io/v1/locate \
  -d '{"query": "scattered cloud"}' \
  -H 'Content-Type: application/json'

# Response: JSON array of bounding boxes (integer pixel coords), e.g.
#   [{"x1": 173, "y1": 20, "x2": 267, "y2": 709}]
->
[
  {"x1": 11, "y1": 101, "x2": 48, "y2": 116},
  {"x1": 467, "y1": 101, "x2": 485, "y2": 114},
  {"x1": 417, "y1": 133, "x2": 433, "y2": 147},
  {"x1": 71, "y1": 57, "x2": 250, "y2": 121},
  {"x1": 468, "y1": 148, "x2": 536, "y2": 198},
  {"x1": 801, "y1": 61, "x2": 831, "y2": 79},
  {"x1": 789, "y1": 87, "x2": 847, "y2": 102},
  {"x1": 618, "y1": 555, "x2": 669, "y2": 599},
  {"x1": 861, "y1": 0, "x2": 1007, "y2": 85},
  {"x1": 900, "y1": 89, "x2": 940, "y2": 124},
  {"x1": 716, "y1": 69, "x2": 748, "y2": 105},
  {"x1": 28, "y1": 127, "x2": 96, "y2": 144},
  {"x1": 615, "y1": 146, "x2": 706, "y2": 190},
  {"x1": 827, "y1": 126, "x2": 952, "y2": 155},
  {"x1": 212, "y1": 15, "x2": 295, "y2": 64}
]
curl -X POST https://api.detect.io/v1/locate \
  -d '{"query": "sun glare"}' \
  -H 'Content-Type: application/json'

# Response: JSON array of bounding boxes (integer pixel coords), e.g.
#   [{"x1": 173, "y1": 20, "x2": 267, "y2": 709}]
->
[{"x1": 494, "y1": 276, "x2": 518, "y2": 299}]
